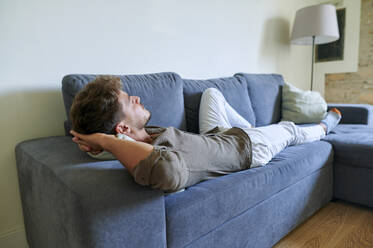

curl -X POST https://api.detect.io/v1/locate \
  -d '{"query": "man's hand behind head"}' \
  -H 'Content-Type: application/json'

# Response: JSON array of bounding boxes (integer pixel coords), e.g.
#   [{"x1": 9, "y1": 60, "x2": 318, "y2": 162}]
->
[
  {"x1": 73, "y1": 136, "x2": 103, "y2": 154},
  {"x1": 70, "y1": 130, "x2": 111, "y2": 154}
]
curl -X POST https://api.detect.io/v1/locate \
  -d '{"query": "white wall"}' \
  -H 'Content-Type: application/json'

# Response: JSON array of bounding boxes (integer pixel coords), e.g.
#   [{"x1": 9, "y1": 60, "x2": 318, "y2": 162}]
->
[
  {"x1": 279, "y1": 0, "x2": 361, "y2": 92},
  {"x1": 0, "y1": 0, "x2": 360, "y2": 247},
  {"x1": 314, "y1": 0, "x2": 361, "y2": 95}
]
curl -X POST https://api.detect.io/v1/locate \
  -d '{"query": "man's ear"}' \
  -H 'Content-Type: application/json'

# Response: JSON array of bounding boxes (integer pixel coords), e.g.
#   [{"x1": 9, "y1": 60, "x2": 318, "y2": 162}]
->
[{"x1": 115, "y1": 122, "x2": 131, "y2": 135}]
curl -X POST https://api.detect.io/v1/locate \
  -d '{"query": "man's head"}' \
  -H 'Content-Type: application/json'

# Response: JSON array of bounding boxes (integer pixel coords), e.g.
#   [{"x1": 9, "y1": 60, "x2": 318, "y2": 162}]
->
[{"x1": 70, "y1": 76, "x2": 151, "y2": 136}]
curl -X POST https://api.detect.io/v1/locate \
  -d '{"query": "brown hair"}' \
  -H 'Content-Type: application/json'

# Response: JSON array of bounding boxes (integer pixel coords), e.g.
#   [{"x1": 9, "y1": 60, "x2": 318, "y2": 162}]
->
[{"x1": 70, "y1": 76, "x2": 124, "y2": 134}]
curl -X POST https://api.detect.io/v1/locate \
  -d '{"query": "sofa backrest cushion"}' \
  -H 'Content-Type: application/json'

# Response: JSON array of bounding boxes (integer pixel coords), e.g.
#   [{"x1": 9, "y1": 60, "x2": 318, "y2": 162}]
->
[
  {"x1": 183, "y1": 77, "x2": 256, "y2": 133},
  {"x1": 235, "y1": 73, "x2": 284, "y2": 127},
  {"x1": 62, "y1": 72, "x2": 186, "y2": 135}
]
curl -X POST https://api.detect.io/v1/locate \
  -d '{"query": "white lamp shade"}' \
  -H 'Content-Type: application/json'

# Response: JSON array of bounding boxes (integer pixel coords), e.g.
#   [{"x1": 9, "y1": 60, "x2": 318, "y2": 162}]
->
[{"x1": 291, "y1": 4, "x2": 340, "y2": 45}]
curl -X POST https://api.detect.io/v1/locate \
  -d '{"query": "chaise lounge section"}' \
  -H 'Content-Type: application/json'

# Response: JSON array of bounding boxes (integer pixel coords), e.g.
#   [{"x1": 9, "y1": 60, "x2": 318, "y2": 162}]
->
[{"x1": 15, "y1": 72, "x2": 373, "y2": 248}]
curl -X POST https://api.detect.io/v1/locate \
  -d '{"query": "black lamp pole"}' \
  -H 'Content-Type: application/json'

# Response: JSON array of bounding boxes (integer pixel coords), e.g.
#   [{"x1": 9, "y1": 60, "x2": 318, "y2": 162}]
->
[{"x1": 311, "y1": 35, "x2": 315, "y2": 91}]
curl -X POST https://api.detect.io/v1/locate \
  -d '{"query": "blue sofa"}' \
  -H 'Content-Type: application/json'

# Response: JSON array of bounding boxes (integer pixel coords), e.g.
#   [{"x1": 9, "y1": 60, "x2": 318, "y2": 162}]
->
[{"x1": 15, "y1": 72, "x2": 373, "y2": 248}]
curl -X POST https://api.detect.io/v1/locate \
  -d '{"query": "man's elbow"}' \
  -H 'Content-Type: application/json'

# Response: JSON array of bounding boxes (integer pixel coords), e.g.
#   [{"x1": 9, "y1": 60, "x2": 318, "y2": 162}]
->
[
  {"x1": 135, "y1": 162, "x2": 188, "y2": 192},
  {"x1": 132, "y1": 150, "x2": 189, "y2": 192},
  {"x1": 151, "y1": 161, "x2": 189, "y2": 191}
]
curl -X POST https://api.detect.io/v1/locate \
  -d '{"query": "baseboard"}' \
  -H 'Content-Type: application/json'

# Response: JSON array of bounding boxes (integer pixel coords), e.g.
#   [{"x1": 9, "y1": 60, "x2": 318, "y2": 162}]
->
[{"x1": 0, "y1": 226, "x2": 29, "y2": 248}]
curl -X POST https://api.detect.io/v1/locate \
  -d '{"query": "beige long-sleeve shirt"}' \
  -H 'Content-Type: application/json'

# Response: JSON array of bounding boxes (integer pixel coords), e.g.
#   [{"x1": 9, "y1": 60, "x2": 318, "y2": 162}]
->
[{"x1": 132, "y1": 126, "x2": 252, "y2": 192}]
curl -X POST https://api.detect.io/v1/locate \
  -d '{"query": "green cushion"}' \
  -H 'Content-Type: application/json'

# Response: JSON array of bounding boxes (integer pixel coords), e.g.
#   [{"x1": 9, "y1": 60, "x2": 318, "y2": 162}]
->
[{"x1": 282, "y1": 82, "x2": 327, "y2": 123}]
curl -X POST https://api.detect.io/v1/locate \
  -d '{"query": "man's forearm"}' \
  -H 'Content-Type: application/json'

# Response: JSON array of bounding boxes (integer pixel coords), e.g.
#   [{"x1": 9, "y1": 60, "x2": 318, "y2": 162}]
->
[{"x1": 101, "y1": 136, "x2": 154, "y2": 174}]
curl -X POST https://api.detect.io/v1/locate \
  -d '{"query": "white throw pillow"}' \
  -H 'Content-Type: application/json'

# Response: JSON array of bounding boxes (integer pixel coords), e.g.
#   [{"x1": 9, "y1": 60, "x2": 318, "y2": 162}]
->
[{"x1": 282, "y1": 82, "x2": 327, "y2": 123}]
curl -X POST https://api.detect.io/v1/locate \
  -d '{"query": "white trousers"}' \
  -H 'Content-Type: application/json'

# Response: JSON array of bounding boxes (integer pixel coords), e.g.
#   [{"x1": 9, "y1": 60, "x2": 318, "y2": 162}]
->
[{"x1": 199, "y1": 88, "x2": 326, "y2": 167}]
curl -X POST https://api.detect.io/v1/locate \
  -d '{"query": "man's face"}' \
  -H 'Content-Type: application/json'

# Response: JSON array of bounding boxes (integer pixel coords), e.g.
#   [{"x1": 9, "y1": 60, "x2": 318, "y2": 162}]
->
[{"x1": 118, "y1": 90, "x2": 151, "y2": 129}]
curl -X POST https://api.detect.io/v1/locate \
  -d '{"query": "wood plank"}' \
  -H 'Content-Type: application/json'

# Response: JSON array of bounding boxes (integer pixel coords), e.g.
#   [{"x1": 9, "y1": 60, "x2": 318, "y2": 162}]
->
[{"x1": 273, "y1": 200, "x2": 373, "y2": 248}]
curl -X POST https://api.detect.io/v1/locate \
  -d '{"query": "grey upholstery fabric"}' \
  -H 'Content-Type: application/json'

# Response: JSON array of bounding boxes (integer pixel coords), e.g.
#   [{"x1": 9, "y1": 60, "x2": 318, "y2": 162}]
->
[
  {"x1": 182, "y1": 164, "x2": 332, "y2": 248},
  {"x1": 62, "y1": 72, "x2": 186, "y2": 135},
  {"x1": 183, "y1": 76, "x2": 256, "y2": 133},
  {"x1": 325, "y1": 126, "x2": 373, "y2": 169},
  {"x1": 165, "y1": 141, "x2": 333, "y2": 247},
  {"x1": 234, "y1": 73, "x2": 284, "y2": 127},
  {"x1": 323, "y1": 125, "x2": 373, "y2": 207},
  {"x1": 16, "y1": 136, "x2": 167, "y2": 248},
  {"x1": 328, "y1": 103, "x2": 373, "y2": 125},
  {"x1": 333, "y1": 164, "x2": 373, "y2": 208}
]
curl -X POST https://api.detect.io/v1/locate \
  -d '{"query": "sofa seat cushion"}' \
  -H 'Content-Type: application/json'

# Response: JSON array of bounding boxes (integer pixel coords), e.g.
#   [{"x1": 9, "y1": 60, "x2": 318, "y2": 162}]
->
[
  {"x1": 164, "y1": 140, "x2": 333, "y2": 247},
  {"x1": 331, "y1": 124, "x2": 371, "y2": 133},
  {"x1": 183, "y1": 77, "x2": 256, "y2": 133},
  {"x1": 324, "y1": 125, "x2": 373, "y2": 169}
]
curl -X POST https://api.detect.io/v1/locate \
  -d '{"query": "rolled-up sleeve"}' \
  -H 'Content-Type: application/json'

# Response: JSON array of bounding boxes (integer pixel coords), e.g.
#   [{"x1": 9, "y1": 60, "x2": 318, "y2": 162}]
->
[{"x1": 132, "y1": 146, "x2": 189, "y2": 192}]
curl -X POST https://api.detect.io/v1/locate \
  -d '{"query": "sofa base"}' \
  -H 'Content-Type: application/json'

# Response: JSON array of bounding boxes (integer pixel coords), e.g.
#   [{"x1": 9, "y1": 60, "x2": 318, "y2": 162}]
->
[
  {"x1": 15, "y1": 138, "x2": 167, "y2": 248},
  {"x1": 334, "y1": 163, "x2": 373, "y2": 208},
  {"x1": 184, "y1": 162, "x2": 333, "y2": 248}
]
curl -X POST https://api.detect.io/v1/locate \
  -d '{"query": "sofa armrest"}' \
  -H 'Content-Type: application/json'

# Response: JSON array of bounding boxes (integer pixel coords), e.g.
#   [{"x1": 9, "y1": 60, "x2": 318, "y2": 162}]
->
[
  {"x1": 327, "y1": 103, "x2": 373, "y2": 126},
  {"x1": 15, "y1": 136, "x2": 166, "y2": 248}
]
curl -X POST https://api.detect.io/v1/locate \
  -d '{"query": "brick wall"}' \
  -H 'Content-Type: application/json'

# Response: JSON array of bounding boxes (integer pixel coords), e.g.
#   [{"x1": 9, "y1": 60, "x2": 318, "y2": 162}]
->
[{"x1": 325, "y1": 0, "x2": 373, "y2": 104}]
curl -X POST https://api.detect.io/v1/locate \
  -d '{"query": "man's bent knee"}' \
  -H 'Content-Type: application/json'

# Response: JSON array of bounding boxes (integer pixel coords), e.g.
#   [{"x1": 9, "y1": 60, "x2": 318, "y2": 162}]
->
[{"x1": 203, "y1": 88, "x2": 224, "y2": 99}]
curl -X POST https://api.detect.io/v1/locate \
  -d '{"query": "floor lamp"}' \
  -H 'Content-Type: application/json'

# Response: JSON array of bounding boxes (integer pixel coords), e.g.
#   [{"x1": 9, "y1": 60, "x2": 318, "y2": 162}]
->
[{"x1": 291, "y1": 4, "x2": 340, "y2": 91}]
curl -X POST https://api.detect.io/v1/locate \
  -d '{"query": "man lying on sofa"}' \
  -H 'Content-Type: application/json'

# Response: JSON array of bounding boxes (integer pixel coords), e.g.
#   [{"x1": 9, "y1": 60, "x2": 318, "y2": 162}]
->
[{"x1": 70, "y1": 76, "x2": 341, "y2": 192}]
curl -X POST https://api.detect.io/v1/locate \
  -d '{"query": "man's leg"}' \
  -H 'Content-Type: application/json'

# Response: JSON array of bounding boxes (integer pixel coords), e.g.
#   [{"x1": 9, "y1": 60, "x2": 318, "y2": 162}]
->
[
  {"x1": 244, "y1": 108, "x2": 341, "y2": 168},
  {"x1": 243, "y1": 122, "x2": 326, "y2": 168},
  {"x1": 199, "y1": 88, "x2": 252, "y2": 134}
]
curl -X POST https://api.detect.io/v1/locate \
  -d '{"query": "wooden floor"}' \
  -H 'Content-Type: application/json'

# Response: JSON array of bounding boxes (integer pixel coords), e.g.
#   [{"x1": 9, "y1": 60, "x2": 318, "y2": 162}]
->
[{"x1": 273, "y1": 200, "x2": 373, "y2": 248}]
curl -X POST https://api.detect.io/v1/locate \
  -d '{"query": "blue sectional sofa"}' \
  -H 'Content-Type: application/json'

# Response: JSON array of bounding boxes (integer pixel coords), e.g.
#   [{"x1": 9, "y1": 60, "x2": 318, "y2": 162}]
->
[{"x1": 15, "y1": 72, "x2": 373, "y2": 248}]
